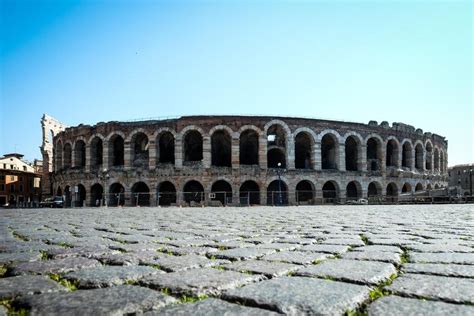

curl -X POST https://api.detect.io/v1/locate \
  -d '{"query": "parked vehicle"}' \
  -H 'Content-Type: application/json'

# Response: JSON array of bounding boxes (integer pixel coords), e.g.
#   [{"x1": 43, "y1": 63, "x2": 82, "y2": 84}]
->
[{"x1": 40, "y1": 196, "x2": 64, "y2": 208}]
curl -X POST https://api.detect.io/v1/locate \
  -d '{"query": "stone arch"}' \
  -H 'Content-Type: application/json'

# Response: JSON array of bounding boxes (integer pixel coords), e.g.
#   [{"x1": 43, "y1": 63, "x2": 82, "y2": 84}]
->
[
  {"x1": 433, "y1": 147, "x2": 440, "y2": 171},
  {"x1": 294, "y1": 131, "x2": 314, "y2": 169},
  {"x1": 183, "y1": 180, "x2": 205, "y2": 204},
  {"x1": 108, "y1": 133, "x2": 125, "y2": 167},
  {"x1": 401, "y1": 139, "x2": 413, "y2": 169},
  {"x1": 267, "y1": 179, "x2": 288, "y2": 206},
  {"x1": 130, "y1": 132, "x2": 149, "y2": 169},
  {"x1": 156, "y1": 130, "x2": 175, "y2": 165},
  {"x1": 211, "y1": 129, "x2": 232, "y2": 167},
  {"x1": 401, "y1": 182, "x2": 412, "y2": 194},
  {"x1": 295, "y1": 180, "x2": 315, "y2": 204},
  {"x1": 320, "y1": 132, "x2": 338, "y2": 170},
  {"x1": 240, "y1": 129, "x2": 259, "y2": 166},
  {"x1": 73, "y1": 138, "x2": 86, "y2": 168},
  {"x1": 182, "y1": 128, "x2": 204, "y2": 163},
  {"x1": 365, "y1": 134, "x2": 383, "y2": 171},
  {"x1": 76, "y1": 184, "x2": 86, "y2": 207},
  {"x1": 322, "y1": 180, "x2": 339, "y2": 202},
  {"x1": 368, "y1": 181, "x2": 382, "y2": 197},
  {"x1": 89, "y1": 135, "x2": 104, "y2": 170},
  {"x1": 346, "y1": 181, "x2": 362, "y2": 200},
  {"x1": 386, "y1": 182, "x2": 399, "y2": 201},
  {"x1": 90, "y1": 183, "x2": 104, "y2": 207},
  {"x1": 109, "y1": 182, "x2": 125, "y2": 206},
  {"x1": 415, "y1": 183, "x2": 424, "y2": 191},
  {"x1": 63, "y1": 142, "x2": 72, "y2": 169},
  {"x1": 414, "y1": 141, "x2": 424, "y2": 170},
  {"x1": 425, "y1": 141, "x2": 433, "y2": 171},
  {"x1": 157, "y1": 181, "x2": 177, "y2": 206},
  {"x1": 263, "y1": 119, "x2": 291, "y2": 135},
  {"x1": 209, "y1": 125, "x2": 235, "y2": 138},
  {"x1": 385, "y1": 137, "x2": 400, "y2": 168},
  {"x1": 240, "y1": 180, "x2": 260, "y2": 205},
  {"x1": 131, "y1": 181, "x2": 150, "y2": 206},
  {"x1": 266, "y1": 122, "x2": 289, "y2": 168},
  {"x1": 434, "y1": 183, "x2": 440, "y2": 189},
  {"x1": 344, "y1": 134, "x2": 362, "y2": 171},
  {"x1": 64, "y1": 185, "x2": 72, "y2": 207},
  {"x1": 55, "y1": 139, "x2": 63, "y2": 171},
  {"x1": 56, "y1": 185, "x2": 62, "y2": 197},
  {"x1": 211, "y1": 180, "x2": 233, "y2": 205}
]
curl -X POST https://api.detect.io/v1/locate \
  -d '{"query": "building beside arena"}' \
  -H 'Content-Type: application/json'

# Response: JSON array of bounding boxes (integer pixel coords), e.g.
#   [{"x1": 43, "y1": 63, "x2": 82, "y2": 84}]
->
[{"x1": 41, "y1": 115, "x2": 448, "y2": 207}]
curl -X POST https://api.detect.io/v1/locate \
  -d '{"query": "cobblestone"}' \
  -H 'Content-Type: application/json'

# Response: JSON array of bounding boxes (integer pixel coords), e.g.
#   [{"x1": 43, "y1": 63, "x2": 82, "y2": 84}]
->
[{"x1": 0, "y1": 205, "x2": 473, "y2": 314}]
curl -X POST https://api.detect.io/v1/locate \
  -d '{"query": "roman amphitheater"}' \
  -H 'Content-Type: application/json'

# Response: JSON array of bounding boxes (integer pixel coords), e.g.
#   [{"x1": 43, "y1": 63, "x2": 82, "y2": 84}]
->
[{"x1": 41, "y1": 115, "x2": 448, "y2": 207}]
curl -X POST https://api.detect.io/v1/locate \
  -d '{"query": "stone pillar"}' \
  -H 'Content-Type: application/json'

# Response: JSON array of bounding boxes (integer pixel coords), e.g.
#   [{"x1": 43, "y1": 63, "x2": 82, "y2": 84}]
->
[
  {"x1": 124, "y1": 141, "x2": 132, "y2": 171},
  {"x1": 148, "y1": 140, "x2": 156, "y2": 170},
  {"x1": 410, "y1": 148, "x2": 415, "y2": 171},
  {"x1": 260, "y1": 189, "x2": 267, "y2": 206},
  {"x1": 360, "y1": 144, "x2": 367, "y2": 172},
  {"x1": 287, "y1": 137, "x2": 295, "y2": 170},
  {"x1": 175, "y1": 137, "x2": 183, "y2": 169},
  {"x1": 231, "y1": 136, "x2": 239, "y2": 169},
  {"x1": 314, "y1": 141, "x2": 321, "y2": 171},
  {"x1": 338, "y1": 144, "x2": 346, "y2": 172},
  {"x1": 259, "y1": 136, "x2": 267, "y2": 169},
  {"x1": 103, "y1": 143, "x2": 110, "y2": 170},
  {"x1": 203, "y1": 136, "x2": 211, "y2": 168},
  {"x1": 381, "y1": 147, "x2": 386, "y2": 173},
  {"x1": 85, "y1": 145, "x2": 91, "y2": 173},
  {"x1": 84, "y1": 185, "x2": 91, "y2": 207}
]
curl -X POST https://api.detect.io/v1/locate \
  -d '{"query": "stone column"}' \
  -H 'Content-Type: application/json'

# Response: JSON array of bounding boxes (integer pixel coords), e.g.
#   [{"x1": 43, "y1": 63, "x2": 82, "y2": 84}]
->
[
  {"x1": 410, "y1": 148, "x2": 415, "y2": 171},
  {"x1": 314, "y1": 141, "x2": 321, "y2": 171},
  {"x1": 203, "y1": 136, "x2": 211, "y2": 168},
  {"x1": 231, "y1": 136, "x2": 239, "y2": 169},
  {"x1": 360, "y1": 144, "x2": 367, "y2": 172},
  {"x1": 102, "y1": 142, "x2": 110, "y2": 170},
  {"x1": 380, "y1": 147, "x2": 386, "y2": 173},
  {"x1": 338, "y1": 144, "x2": 346, "y2": 172},
  {"x1": 175, "y1": 137, "x2": 183, "y2": 169},
  {"x1": 148, "y1": 140, "x2": 156, "y2": 170},
  {"x1": 287, "y1": 137, "x2": 295, "y2": 170},
  {"x1": 124, "y1": 141, "x2": 132, "y2": 171},
  {"x1": 259, "y1": 136, "x2": 267, "y2": 169},
  {"x1": 85, "y1": 145, "x2": 91, "y2": 173}
]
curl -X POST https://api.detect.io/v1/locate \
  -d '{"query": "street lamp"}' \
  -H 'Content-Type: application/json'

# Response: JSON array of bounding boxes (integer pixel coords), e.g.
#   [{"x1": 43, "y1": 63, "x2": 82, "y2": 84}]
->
[
  {"x1": 277, "y1": 162, "x2": 283, "y2": 206},
  {"x1": 98, "y1": 168, "x2": 110, "y2": 207}
]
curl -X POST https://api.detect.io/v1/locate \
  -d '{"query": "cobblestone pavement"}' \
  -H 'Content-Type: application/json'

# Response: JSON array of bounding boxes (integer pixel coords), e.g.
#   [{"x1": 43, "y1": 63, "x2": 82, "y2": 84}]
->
[{"x1": 1, "y1": 205, "x2": 473, "y2": 315}]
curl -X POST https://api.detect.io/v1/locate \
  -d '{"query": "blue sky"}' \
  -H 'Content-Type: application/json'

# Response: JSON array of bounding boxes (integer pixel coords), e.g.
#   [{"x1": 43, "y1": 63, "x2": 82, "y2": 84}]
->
[{"x1": 0, "y1": 0, "x2": 472, "y2": 166}]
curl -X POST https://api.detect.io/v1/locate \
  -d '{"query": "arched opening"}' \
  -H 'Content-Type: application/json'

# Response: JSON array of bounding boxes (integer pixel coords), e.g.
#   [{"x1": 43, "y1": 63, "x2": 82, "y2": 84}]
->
[
  {"x1": 367, "y1": 137, "x2": 382, "y2": 171},
  {"x1": 368, "y1": 182, "x2": 382, "y2": 198},
  {"x1": 296, "y1": 180, "x2": 314, "y2": 204},
  {"x1": 239, "y1": 181, "x2": 260, "y2": 205},
  {"x1": 109, "y1": 183, "x2": 125, "y2": 207},
  {"x1": 157, "y1": 181, "x2": 176, "y2": 206},
  {"x1": 64, "y1": 186, "x2": 72, "y2": 208},
  {"x1": 211, "y1": 180, "x2": 233, "y2": 206},
  {"x1": 386, "y1": 182, "x2": 398, "y2": 202},
  {"x1": 434, "y1": 184, "x2": 440, "y2": 189},
  {"x1": 158, "y1": 132, "x2": 175, "y2": 164},
  {"x1": 440, "y1": 152, "x2": 445, "y2": 173},
  {"x1": 386, "y1": 139, "x2": 399, "y2": 167},
  {"x1": 76, "y1": 184, "x2": 86, "y2": 207},
  {"x1": 211, "y1": 130, "x2": 231, "y2": 167},
  {"x1": 427, "y1": 184, "x2": 432, "y2": 190},
  {"x1": 183, "y1": 180, "x2": 205, "y2": 204},
  {"x1": 184, "y1": 131, "x2": 203, "y2": 162},
  {"x1": 132, "y1": 133, "x2": 149, "y2": 168},
  {"x1": 415, "y1": 143, "x2": 424, "y2": 170},
  {"x1": 322, "y1": 181, "x2": 338, "y2": 202},
  {"x1": 345, "y1": 136, "x2": 360, "y2": 171},
  {"x1": 402, "y1": 183, "x2": 412, "y2": 194},
  {"x1": 266, "y1": 180, "x2": 288, "y2": 206},
  {"x1": 321, "y1": 134, "x2": 337, "y2": 170},
  {"x1": 63, "y1": 144, "x2": 72, "y2": 169},
  {"x1": 90, "y1": 183, "x2": 103, "y2": 207},
  {"x1": 131, "y1": 182, "x2": 150, "y2": 206},
  {"x1": 55, "y1": 141, "x2": 63, "y2": 171},
  {"x1": 74, "y1": 140, "x2": 86, "y2": 168},
  {"x1": 425, "y1": 143, "x2": 433, "y2": 171},
  {"x1": 402, "y1": 142, "x2": 413, "y2": 169},
  {"x1": 434, "y1": 148, "x2": 440, "y2": 171},
  {"x1": 346, "y1": 181, "x2": 361, "y2": 200},
  {"x1": 110, "y1": 135, "x2": 124, "y2": 167},
  {"x1": 267, "y1": 124, "x2": 286, "y2": 169},
  {"x1": 239, "y1": 130, "x2": 259, "y2": 165},
  {"x1": 415, "y1": 183, "x2": 423, "y2": 192},
  {"x1": 90, "y1": 137, "x2": 103, "y2": 169},
  {"x1": 295, "y1": 132, "x2": 313, "y2": 169},
  {"x1": 56, "y1": 186, "x2": 62, "y2": 197},
  {"x1": 267, "y1": 148, "x2": 286, "y2": 168},
  {"x1": 49, "y1": 130, "x2": 54, "y2": 144}
]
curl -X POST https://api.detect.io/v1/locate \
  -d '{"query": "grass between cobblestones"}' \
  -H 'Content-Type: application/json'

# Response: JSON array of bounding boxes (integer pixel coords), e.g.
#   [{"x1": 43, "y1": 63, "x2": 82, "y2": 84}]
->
[{"x1": 48, "y1": 273, "x2": 78, "y2": 291}]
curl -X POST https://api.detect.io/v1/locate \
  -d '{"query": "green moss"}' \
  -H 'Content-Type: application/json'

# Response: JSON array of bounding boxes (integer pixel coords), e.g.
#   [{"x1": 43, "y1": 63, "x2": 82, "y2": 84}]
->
[
  {"x1": 0, "y1": 266, "x2": 7, "y2": 277},
  {"x1": 150, "y1": 264, "x2": 161, "y2": 270},
  {"x1": 345, "y1": 309, "x2": 368, "y2": 316},
  {"x1": 213, "y1": 266, "x2": 225, "y2": 271},
  {"x1": 48, "y1": 274, "x2": 78, "y2": 291},
  {"x1": 312, "y1": 259, "x2": 323, "y2": 265},
  {"x1": 0, "y1": 298, "x2": 12, "y2": 309},
  {"x1": 179, "y1": 294, "x2": 208, "y2": 303},
  {"x1": 400, "y1": 252, "x2": 410, "y2": 264},
  {"x1": 218, "y1": 246, "x2": 228, "y2": 251},
  {"x1": 124, "y1": 279, "x2": 138, "y2": 285},
  {"x1": 161, "y1": 288, "x2": 170, "y2": 295},
  {"x1": 12, "y1": 232, "x2": 29, "y2": 242},
  {"x1": 359, "y1": 234, "x2": 369, "y2": 245},
  {"x1": 39, "y1": 250, "x2": 51, "y2": 260},
  {"x1": 58, "y1": 242, "x2": 73, "y2": 249}
]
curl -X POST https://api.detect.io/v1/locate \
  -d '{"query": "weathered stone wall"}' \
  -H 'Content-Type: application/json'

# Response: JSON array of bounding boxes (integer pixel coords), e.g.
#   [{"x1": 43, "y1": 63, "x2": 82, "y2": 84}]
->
[{"x1": 51, "y1": 116, "x2": 449, "y2": 206}]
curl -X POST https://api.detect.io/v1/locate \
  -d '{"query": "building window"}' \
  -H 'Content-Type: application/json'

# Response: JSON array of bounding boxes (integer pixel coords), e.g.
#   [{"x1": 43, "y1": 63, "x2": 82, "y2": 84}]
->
[
  {"x1": 19, "y1": 184, "x2": 23, "y2": 192},
  {"x1": 10, "y1": 184, "x2": 14, "y2": 192},
  {"x1": 0, "y1": 175, "x2": 4, "y2": 181},
  {"x1": 10, "y1": 176, "x2": 14, "y2": 181},
  {"x1": 3, "y1": 164, "x2": 6, "y2": 169},
  {"x1": 19, "y1": 176, "x2": 23, "y2": 181},
  {"x1": 23, "y1": 166, "x2": 27, "y2": 171},
  {"x1": 0, "y1": 184, "x2": 4, "y2": 191}
]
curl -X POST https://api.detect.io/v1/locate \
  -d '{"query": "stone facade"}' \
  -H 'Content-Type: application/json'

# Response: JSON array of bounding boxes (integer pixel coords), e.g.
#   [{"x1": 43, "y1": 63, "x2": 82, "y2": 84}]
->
[
  {"x1": 49, "y1": 115, "x2": 448, "y2": 206},
  {"x1": 448, "y1": 164, "x2": 473, "y2": 195}
]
